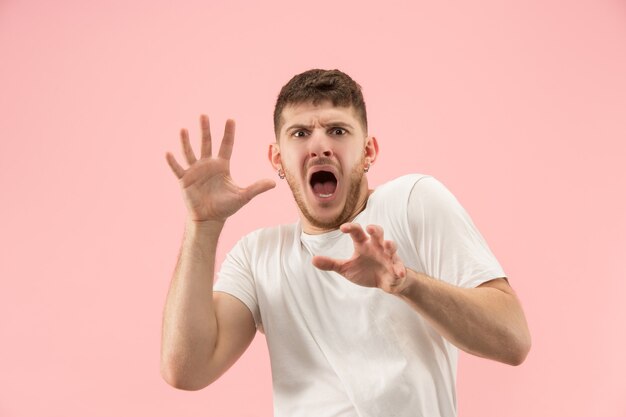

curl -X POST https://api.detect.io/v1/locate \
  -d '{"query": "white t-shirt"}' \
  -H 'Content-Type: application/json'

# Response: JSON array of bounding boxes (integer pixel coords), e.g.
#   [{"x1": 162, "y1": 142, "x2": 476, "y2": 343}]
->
[{"x1": 214, "y1": 174, "x2": 506, "y2": 417}]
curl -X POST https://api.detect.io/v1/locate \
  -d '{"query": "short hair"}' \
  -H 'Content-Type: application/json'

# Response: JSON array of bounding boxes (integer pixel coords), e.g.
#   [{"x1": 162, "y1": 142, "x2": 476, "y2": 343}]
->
[{"x1": 273, "y1": 69, "x2": 368, "y2": 138}]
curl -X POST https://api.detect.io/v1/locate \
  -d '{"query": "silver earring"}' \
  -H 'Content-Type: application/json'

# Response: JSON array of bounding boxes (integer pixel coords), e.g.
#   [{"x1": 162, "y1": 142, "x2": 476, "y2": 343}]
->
[
  {"x1": 278, "y1": 168, "x2": 285, "y2": 179},
  {"x1": 364, "y1": 163, "x2": 371, "y2": 173}
]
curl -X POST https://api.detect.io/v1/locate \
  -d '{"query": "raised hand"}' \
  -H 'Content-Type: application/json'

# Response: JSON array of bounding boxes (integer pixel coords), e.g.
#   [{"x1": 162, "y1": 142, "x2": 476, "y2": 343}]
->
[
  {"x1": 312, "y1": 223, "x2": 409, "y2": 294},
  {"x1": 165, "y1": 115, "x2": 276, "y2": 223}
]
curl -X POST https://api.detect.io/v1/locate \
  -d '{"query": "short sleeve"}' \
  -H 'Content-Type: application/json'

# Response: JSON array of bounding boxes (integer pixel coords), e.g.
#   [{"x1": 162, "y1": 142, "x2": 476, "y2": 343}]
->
[
  {"x1": 214, "y1": 236, "x2": 262, "y2": 329},
  {"x1": 408, "y1": 176, "x2": 506, "y2": 288}
]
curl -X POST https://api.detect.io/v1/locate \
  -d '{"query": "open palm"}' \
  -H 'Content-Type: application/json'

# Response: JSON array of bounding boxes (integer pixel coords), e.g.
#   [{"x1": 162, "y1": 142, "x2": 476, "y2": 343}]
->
[{"x1": 165, "y1": 115, "x2": 275, "y2": 223}]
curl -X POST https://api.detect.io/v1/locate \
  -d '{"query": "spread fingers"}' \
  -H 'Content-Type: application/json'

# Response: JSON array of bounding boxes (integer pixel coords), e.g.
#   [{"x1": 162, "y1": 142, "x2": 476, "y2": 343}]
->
[{"x1": 180, "y1": 127, "x2": 198, "y2": 165}]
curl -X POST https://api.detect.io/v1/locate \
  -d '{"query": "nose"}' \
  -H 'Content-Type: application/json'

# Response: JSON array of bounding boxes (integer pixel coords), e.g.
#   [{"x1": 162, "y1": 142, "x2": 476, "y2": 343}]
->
[{"x1": 308, "y1": 130, "x2": 333, "y2": 158}]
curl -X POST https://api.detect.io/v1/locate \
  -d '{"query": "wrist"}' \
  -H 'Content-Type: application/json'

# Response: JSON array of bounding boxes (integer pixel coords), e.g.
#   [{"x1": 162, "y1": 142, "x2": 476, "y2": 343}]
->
[
  {"x1": 394, "y1": 268, "x2": 420, "y2": 298},
  {"x1": 383, "y1": 265, "x2": 411, "y2": 296},
  {"x1": 185, "y1": 218, "x2": 225, "y2": 237}
]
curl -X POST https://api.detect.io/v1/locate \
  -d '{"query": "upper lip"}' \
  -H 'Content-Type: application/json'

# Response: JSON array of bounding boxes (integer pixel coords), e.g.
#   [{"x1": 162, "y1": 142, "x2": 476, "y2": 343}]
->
[
  {"x1": 308, "y1": 164, "x2": 338, "y2": 176},
  {"x1": 307, "y1": 157, "x2": 340, "y2": 177}
]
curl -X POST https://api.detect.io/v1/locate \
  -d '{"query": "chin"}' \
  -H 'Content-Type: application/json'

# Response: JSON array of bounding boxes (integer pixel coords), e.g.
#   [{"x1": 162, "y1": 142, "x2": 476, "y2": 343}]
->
[
  {"x1": 305, "y1": 216, "x2": 345, "y2": 231},
  {"x1": 312, "y1": 212, "x2": 344, "y2": 228},
  {"x1": 286, "y1": 162, "x2": 365, "y2": 231}
]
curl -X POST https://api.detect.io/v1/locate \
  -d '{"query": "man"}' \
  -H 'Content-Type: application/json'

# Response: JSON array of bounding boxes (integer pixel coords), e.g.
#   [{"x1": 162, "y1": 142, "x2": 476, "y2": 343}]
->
[{"x1": 161, "y1": 69, "x2": 531, "y2": 417}]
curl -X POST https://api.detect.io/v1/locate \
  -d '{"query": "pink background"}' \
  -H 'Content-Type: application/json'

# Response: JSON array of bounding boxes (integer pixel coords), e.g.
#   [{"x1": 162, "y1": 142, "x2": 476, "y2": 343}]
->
[{"x1": 1, "y1": 0, "x2": 625, "y2": 416}]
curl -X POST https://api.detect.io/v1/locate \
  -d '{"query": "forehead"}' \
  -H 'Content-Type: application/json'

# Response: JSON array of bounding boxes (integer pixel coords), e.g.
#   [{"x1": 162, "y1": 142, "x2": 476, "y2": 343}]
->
[{"x1": 280, "y1": 101, "x2": 360, "y2": 132}]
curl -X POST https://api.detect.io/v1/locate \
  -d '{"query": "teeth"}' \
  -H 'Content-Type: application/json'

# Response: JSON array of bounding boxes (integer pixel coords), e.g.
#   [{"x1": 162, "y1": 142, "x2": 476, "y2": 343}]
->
[{"x1": 318, "y1": 193, "x2": 332, "y2": 198}]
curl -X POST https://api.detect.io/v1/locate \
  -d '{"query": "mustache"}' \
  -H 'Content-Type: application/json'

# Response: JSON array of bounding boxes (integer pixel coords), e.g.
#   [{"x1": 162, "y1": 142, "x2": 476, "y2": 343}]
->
[{"x1": 307, "y1": 157, "x2": 338, "y2": 171}]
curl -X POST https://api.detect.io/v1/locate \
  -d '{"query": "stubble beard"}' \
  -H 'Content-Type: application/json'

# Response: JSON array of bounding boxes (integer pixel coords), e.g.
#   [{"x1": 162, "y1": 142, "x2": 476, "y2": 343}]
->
[{"x1": 285, "y1": 155, "x2": 367, "y2": 231}]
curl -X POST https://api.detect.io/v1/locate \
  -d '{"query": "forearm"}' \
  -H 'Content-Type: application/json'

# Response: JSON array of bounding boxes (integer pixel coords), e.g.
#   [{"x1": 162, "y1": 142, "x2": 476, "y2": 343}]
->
[
  {"x1": 397, "y1": 269, "x2": 531, "y2": 365},
  {"x1": 160, "y1": 219, "x2": 225, "y2": 388}
]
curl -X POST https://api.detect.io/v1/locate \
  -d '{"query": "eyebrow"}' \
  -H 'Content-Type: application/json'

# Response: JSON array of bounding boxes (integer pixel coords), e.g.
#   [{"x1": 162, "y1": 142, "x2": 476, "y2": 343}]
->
[{"x1": 285, "y1": 121, "x2": 354, "y2": 133}]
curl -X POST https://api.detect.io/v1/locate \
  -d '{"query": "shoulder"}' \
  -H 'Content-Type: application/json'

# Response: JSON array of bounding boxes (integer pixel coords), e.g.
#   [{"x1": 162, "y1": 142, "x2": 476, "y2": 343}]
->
[
  {"x1": 405, "y1": 175, "x2": 464, "y2": 213},
  {"x1": 366, "y1": 173, "x2": 466, "y2": 229},
  {"x1": 360, "y1": 174, "x2": 436, "y2": 234},
  {"x1": 367, "y1": 173, "x2": 435, "y2": 208},
  {"x1": 376, "y1": 173, "x2": 433, "y2": 194}
]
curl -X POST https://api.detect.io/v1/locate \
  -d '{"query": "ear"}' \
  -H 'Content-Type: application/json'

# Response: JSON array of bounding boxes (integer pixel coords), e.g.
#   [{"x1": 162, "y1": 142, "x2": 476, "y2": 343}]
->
[
  {"x1": 364, "y1": 135, "x2": 379, "y2": 166},
  {"x1": 268, "y1": 142, "x2": 282, "y2": 170}
]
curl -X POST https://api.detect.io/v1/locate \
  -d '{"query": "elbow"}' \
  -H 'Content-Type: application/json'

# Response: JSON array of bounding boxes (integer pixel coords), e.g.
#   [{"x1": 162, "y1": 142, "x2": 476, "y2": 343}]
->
[
  {"x1": 505, "y1": 330, "x2": 532, "y2": 366},
  {"x1": 506, "y1": 346, "x2": 530, "y2": 366},
  {"x1": 160, "y1": 358, "x2": 212, "y2": 391}
]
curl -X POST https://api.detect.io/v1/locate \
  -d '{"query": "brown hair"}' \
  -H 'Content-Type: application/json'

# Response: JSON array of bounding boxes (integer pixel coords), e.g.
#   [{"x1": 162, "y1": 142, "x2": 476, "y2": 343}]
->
[{"x1": 273, "y1": 69, "x2": 368, "y2": 138}]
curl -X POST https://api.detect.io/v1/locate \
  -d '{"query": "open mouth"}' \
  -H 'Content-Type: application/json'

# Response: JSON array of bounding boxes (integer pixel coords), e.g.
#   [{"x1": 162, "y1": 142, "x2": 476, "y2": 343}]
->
[{"x1": 309, "y1": 170, "x2": 338, "y2": 198}]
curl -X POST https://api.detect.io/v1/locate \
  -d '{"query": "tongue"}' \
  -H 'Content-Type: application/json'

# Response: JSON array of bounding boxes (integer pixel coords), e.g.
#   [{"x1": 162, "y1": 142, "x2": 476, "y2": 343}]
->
[{"x1": 313, "y1": 181, "x2": 337, "y2": 195}]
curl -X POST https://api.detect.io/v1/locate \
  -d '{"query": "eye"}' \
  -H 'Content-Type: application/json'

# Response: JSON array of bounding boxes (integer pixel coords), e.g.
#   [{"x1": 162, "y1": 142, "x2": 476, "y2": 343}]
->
[
  {"x1": 293, "y1": 130, "x2": 308, "y2": 138},
  {"x1": 330, "y1": 127, "x2": 347, "y2": 135}
]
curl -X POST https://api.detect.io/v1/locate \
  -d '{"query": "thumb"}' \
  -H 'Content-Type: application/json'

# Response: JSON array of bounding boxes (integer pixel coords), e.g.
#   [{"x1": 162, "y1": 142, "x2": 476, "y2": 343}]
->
[
  {"x1": 242, "y1": 179, "x2": 276, "y2": 201},
  {"x1": 312, "y1": 255, "x2": 342, "y2": 272}
]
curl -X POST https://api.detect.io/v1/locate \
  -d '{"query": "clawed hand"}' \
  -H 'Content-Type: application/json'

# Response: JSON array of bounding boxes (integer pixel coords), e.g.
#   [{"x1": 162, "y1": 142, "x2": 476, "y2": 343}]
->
[
  {"x1": 312, "y1": 223, "x2": 409, "y2": 294},
  {"x1": 165, "y1": 115, "x2": 276, "y2": 223}
]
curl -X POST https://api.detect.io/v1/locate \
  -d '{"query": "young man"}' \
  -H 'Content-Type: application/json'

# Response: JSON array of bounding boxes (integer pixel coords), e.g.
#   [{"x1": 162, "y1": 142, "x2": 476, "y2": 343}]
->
[{"x1": 161, "y1": 69, "x2": 531, "y2": 417}]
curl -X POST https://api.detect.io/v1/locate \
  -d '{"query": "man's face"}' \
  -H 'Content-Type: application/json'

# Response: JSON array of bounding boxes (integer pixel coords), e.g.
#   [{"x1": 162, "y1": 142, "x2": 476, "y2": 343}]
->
[{"x1": 269, "y1": 101, "x2": 378, "y2": 234}]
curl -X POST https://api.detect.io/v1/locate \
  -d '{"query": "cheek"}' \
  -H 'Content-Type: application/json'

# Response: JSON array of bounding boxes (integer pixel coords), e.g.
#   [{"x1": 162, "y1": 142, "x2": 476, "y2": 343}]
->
[
  {"x1": 345, "y1": 153, "x2": 365, "y2": 169},
  {"x1": 282, "y1": 154, "x2": 305, "y2": 175}
]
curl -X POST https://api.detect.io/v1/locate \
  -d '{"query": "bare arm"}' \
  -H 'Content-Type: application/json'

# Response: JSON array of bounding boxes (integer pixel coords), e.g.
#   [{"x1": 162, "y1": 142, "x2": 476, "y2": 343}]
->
[
  {"x1": 397, "y1": 272, "x2": 530, "y2": 365},
  {"x1": 313, "y1": 223, "x2": 531, "y2": 366},
  {"x1": 160, "y1": 116, "x2": 275, "y2": 390}
]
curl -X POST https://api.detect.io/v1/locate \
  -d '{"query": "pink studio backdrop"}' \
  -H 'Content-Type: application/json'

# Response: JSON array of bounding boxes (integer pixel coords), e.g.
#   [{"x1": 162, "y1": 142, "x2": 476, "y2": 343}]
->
[{"x1": 1, "y1": 0, "x2": 625, "y2": 416}]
